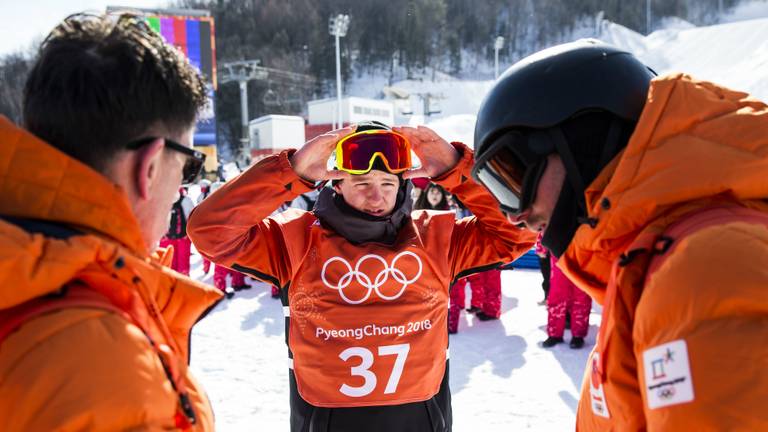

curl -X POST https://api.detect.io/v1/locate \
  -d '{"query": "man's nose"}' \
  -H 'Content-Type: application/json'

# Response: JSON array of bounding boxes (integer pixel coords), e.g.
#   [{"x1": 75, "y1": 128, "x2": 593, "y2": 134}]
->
[
  {"x1": 368, "y1": 188, "x2": 383, "y2": 201},
  {"x1": 506, "y1": 211, "x2": 527, "y2": 227}
]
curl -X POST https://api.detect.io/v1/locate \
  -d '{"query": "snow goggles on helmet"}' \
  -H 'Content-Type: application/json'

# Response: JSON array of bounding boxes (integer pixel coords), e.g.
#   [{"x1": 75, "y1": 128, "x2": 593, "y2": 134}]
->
[
  {"x1": 126, "y1": 137, "x2": 206, "y2": 184},
  {"x1": 335, "y1": 129, "x2": 412, "y2": 175},
  {"x1": 472, "y1": 130, "x2": 553, "y2": 215}
]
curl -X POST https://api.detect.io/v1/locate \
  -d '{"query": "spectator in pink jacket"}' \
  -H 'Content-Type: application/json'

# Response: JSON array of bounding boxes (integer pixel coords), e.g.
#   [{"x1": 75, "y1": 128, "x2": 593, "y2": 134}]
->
[
  {"x1": 159, "y1": 186, "x2": 194, "y2": 275},
  {"x1": 541, "y1": 252, "x2": 592, "y2": 349},
  {"x1": 464, "y1": 269, "x2": 502, "y2": 321},
  {"x1": 534, "y1": 233, "x2": 550, "y2": 305}
]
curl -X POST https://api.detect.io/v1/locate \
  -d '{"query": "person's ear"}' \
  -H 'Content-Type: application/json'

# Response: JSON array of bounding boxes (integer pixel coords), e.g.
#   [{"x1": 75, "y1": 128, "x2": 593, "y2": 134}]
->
[
  {"x1": 333, "y1": 181, "x2": 343, "y2": 194},
  {"x1": 133, "y1": 138, "x2": 165, "y2": 200}
]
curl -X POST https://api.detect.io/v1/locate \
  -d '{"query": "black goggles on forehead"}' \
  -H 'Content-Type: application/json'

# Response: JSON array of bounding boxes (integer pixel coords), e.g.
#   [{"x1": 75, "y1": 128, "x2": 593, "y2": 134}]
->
[
  {"x1": 126, "y1": 137, "x2": 206, "y2": 184},
  {"x1": 471, "y1": 130, "x2": 553, "y2": 215}
]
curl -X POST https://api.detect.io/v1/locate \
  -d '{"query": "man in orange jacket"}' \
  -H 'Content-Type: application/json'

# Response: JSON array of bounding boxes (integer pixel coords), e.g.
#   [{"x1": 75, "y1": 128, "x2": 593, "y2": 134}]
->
[
  {"x1": 0, "y1": 13, "x2": 222, "y2": 430},
  {"x1": 187, "y1": 121, "x2": 535, "y2": 431},
  {"x1": 472, "y1": 39, "x2": 768, "y2": 430}
]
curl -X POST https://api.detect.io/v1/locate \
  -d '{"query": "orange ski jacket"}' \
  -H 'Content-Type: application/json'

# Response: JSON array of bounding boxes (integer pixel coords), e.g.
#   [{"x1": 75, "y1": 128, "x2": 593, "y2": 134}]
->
[
  {"x1": 0, "y1": 117, "x2": 223, "y2": 431},
  {"x1": 187, "y1": 143, "x2": 535, "y2": 410},
  {"x1": 559, "y1": 74, "x2": 768, "y2": 431}
]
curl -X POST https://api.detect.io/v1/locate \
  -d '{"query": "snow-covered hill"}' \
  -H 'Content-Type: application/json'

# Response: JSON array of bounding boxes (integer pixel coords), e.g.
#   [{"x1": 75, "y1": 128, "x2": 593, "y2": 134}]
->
[
  {"x1": 601, "y1": 16, "x2": 768, "y2": 100},
  {"x1": 347, "y1": 4, "x2": 768, "y2": 148}
]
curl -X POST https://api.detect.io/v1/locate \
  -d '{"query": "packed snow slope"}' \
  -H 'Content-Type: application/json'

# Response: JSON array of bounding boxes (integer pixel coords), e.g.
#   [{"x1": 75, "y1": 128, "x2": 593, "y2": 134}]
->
[{"x1": 601, "y1": 15, "x2": 768, "y2": 101}]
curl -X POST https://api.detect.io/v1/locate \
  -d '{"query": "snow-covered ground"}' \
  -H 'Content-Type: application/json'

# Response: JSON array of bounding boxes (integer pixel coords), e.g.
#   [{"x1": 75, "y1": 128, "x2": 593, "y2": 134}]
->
[{"x1": 190, "y1": 250, "x2": 600, "y2": 431}]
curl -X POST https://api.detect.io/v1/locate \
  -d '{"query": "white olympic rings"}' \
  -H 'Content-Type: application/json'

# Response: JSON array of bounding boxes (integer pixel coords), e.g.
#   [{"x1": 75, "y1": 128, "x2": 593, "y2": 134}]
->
[{"x1": 320, "y1": 251, "x2": 423, "y2": 304}]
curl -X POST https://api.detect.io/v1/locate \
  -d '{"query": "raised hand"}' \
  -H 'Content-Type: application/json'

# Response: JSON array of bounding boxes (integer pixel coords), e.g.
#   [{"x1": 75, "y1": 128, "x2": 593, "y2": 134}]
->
[
  {"x1": 393, "y1": 126, "x2": 461, "y2": 179},
  {"x1": 289, "y1": 126, "x2": 354, "y2": 182}
]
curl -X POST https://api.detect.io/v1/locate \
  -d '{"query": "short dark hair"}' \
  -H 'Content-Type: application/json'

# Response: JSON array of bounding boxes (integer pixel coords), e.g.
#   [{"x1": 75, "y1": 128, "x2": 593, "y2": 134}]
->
[{"x1": 22, "y1": 13, "x2": 208, "y2": 173}]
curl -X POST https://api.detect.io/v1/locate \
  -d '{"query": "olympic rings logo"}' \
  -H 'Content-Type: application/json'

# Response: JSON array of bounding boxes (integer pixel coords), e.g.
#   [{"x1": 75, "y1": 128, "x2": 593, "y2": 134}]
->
[
  {"x1": 657, "y1": 386, "x2": 676, "y2": 400},
  {"x1": 321, "y1": 251, "x2": 423, "y2": 304}
]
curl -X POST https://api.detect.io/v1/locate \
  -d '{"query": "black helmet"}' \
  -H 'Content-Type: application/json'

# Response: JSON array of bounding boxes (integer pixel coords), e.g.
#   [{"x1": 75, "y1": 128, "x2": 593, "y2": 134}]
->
[
  {"x1": 354, "y1": 119, "x2": 391, "y2": 132},
  {"x1": 474, "y1": 39, "x2": 655, "y2": 154},
  {"x1": 472, "y1": 39, "x2": 655, "y2": 257}
]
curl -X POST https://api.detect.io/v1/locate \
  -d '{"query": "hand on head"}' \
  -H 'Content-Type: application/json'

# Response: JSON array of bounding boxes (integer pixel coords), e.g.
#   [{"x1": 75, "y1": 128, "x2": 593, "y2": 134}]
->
[
  {"x1": 290, "y1": 124, "x2": 459, "y2": 184},
  {"x1": 392, "y1": 126, "x2": 460, "y2": 179},
  {"x1": 289, "y1": 126, "x2": 355, "y2": 182}
]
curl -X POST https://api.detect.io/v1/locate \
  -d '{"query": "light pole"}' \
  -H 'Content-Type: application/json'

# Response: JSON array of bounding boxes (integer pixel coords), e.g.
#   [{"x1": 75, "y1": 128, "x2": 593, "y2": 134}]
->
[
  {"x1": 329, "y1": 14, "x2": 350, "y2": 129},
  {"x1": 646, "y1": 0, "x2": 652, "y2": 35},
  {"x1": 494, "y1": 36, "x2": 505, "y2": 78}
]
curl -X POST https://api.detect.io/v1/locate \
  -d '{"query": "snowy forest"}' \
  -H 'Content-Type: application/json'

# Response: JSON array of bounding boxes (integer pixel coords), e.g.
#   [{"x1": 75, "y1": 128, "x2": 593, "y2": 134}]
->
[{"x1": 0, "y1": 0, "x2": 745, "y2": 145}]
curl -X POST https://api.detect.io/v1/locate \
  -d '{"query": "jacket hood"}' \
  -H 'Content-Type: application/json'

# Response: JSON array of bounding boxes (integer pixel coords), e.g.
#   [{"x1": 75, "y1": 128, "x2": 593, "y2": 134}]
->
[
  {"x1": 560, "y1": 74, "x2": 768, "y2": 303},
  {"x1": 0, "y1": 117, "x2": 222, "y2": 315}
]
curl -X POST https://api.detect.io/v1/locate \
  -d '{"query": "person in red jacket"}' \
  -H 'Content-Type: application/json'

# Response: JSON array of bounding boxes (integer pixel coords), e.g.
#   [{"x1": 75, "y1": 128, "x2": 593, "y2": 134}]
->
[
  {"x1": 160, "y1": 186, "x2": 195, "y2": 275},
  {"x1": 464, "y1": 269, "x2": 502, "y2": 320},
  {"x1": 534, "y1": 233, "x2": 550, "y2": 305},
  {"x1": 541, "y1": 252, "x2": 592, "y2": 349},
  {"x1": 188, "y1": 121, "x2": 535, "y2": 431}
]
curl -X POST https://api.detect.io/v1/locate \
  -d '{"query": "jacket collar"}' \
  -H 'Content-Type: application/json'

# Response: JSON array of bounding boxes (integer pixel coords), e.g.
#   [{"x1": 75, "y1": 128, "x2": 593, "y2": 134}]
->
[
  {"x1": 0, "y1": 116, "x2": 147, "y2": 253},
  {"x1": 559, "y1": 74, "x2": 768, "y2": 303}
]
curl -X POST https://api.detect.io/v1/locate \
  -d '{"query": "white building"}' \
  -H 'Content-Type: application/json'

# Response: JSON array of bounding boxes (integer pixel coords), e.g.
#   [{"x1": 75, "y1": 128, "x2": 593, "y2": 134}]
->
[
  {"x1": 307, "y1": 97, "x2": 395, "y2": 126},
  {"x1": 248, "y1": 115, "x2": 305, "y2": 150}
]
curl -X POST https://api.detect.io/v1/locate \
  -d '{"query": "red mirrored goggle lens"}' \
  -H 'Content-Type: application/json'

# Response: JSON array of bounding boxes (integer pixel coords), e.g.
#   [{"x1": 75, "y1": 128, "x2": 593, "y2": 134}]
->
[{"x1": 338, "y1": 131, "x2": 411, "y2": 173}]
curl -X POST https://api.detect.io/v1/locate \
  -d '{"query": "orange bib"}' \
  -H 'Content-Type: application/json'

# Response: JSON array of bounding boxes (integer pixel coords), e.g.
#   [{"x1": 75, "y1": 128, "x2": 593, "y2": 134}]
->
[{"x1": 287, "y1": 222, "x2": 451, "y2": 407}]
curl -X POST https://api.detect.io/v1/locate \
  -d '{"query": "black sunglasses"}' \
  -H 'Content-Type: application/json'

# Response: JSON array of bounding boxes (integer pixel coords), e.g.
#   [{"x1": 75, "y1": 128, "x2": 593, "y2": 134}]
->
[{"x1": 126, "y1": 137, "x2": 206, "y2": 184}]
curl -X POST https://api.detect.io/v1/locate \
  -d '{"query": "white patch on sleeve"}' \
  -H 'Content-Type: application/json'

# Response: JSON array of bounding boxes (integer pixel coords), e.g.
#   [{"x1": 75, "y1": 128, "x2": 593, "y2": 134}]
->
[
  {"x1": 589, "y1": 352, "x2": 610, "y2": 418},
  {"x1": 642, "y1": 339, "x2": 695, "y2": 409}
]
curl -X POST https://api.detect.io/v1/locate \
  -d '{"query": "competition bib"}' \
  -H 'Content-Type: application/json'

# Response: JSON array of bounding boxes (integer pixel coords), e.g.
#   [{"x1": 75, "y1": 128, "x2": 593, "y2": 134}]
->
[{"x1": 287, "y1": 236, "x2": 450, "y2": 407}]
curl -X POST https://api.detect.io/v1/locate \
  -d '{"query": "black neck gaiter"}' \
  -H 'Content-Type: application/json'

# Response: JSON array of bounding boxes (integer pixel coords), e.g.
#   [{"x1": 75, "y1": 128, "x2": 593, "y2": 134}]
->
[
  {"x1": 541, "y1": 180, "x2": 582, "y2": 258},
  {"x1": 542, "y1": 113, "x2": 634, "y2": 258},
  {"x1": 313, "y1": 182, "x2": 413, "y2": 245}
]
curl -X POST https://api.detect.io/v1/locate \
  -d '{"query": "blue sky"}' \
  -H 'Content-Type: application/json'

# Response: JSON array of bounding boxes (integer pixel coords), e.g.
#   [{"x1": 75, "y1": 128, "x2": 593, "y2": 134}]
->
[{"x1": 0, "y1": 0, "x2": 169, "y2": 56}]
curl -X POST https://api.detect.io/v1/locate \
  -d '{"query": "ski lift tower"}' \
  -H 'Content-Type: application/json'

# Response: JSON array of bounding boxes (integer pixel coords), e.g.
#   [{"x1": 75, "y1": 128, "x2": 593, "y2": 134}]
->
[
  {"x1": 219, "y1": 60, "x2": 268, "y2": 162},
  {"x1": 329, "y1": 14, "x2": 350, "y2": 129}
]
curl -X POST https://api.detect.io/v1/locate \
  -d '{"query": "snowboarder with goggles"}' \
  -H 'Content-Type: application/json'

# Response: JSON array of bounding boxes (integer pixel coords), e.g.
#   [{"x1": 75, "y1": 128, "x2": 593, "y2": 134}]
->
[{"x1": 188, "y1": 120, "x2": 535, "y2": 431}]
